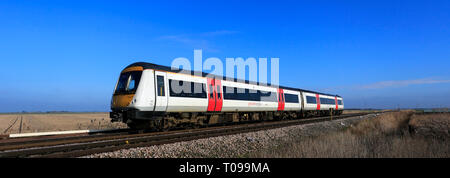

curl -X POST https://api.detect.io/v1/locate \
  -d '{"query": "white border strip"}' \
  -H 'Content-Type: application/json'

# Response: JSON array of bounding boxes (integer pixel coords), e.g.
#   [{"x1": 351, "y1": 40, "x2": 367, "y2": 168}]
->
[{"x1": 8, "y1": 129, "x2": 121, "y2": 138}]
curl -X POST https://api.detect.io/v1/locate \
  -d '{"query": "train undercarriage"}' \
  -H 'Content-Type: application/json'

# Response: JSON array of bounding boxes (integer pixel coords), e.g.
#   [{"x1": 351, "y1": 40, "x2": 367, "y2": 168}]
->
[{"x1": 110, "y1": 109, "x2": 343, "y2": 131}]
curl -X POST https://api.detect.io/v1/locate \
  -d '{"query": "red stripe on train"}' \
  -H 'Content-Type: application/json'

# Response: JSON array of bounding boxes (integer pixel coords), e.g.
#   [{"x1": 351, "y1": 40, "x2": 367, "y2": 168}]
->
[
  {"x1": 335, "y1": 96, "x2": 338, "y2": 110},
  {"x1": 207, "y1": 78, "x2": 215, "y2": 112},
  {"x1": 214, "y1": 79, "x2": 223, "y2": 112},
  {"x1": 316, "y1": 94, "x2": 320, "y2": 110},
  {"x1": 277, "y1": 88, "x2": 285, "y2": 111}
]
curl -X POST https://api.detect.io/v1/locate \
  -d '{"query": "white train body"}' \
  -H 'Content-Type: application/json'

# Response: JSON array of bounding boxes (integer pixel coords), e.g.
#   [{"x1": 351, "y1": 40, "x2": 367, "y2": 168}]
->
[{"x1": 110, "y1": 62, "x2": 344, "y2": 129}]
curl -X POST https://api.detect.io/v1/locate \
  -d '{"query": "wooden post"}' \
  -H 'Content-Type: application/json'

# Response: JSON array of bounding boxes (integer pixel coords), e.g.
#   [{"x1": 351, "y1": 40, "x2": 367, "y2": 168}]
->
[{"x1": 19, "y1": 116, "x2": 23, "y2": 133}]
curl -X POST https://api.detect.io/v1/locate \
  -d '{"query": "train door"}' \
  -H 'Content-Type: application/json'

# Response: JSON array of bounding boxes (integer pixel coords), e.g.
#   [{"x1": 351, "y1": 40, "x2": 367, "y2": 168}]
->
[
  {"x1": 154, "y1": 71, "x2": 168, "y2": 111},
  {"x1": 315, "y1": 94, "x2": 321, "y2": 110},
  {"x1": 277, "y1": 88, "x2": 285, "y2": 111},
  {"x1": 207, "y1": 78, "x2": 223, "y2": 112},
  {"x1": 335, "y1": 96, "x2": 338, "y2": 110},
  {"x1": 214, "y1": 79, "x2": 223, "y2": 111},
  {"x1": 207, "y1": 78, "x2": 216, "y2": 112}
]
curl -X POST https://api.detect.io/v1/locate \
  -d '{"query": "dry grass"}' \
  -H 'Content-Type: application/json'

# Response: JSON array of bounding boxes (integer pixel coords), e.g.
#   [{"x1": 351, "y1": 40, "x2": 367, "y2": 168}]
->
[
  {"x1": 250, "y1": 111, "x2": 450, "y2": 158},
  {"x1": 409, "y1": 113, "x2": 450, "y2": 139},
  {"x1": 348, "y1": 110, "x2": 413, "y2": 136},
  {"x1": 0, "y1": 113, "x2": 127, "y2": 134}
]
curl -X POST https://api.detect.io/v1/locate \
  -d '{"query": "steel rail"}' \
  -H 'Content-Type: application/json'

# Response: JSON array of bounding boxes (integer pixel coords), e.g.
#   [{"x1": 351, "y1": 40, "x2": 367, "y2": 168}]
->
[{"x1": 0, "y1": 129, "x2": 133, "y2": 149}]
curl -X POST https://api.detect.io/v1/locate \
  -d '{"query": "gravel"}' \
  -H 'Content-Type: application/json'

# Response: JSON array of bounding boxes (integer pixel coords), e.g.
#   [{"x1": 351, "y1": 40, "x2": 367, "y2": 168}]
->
[{"x1": 83, "y1": 114, "x2": 379, "y2": 158}]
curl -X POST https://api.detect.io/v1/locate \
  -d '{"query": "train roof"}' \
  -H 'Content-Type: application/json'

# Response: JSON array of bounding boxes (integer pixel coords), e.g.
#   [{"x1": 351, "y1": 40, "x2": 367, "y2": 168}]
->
[{"x1": 124, "y1": 62, "x2": 341, "y2": 97}]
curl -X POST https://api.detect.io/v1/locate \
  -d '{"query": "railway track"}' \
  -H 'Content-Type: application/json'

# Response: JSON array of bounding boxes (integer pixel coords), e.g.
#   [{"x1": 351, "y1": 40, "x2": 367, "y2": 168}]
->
[{"x1": 0, "y1": 112, "x2": 384, "y2": 158}]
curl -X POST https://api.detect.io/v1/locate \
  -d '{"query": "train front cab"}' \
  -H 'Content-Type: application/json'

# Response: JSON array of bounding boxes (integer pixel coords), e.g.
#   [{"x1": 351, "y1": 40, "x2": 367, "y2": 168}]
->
[{"x1": 110, "y1": 66, "x2": 145, "y2": 123}]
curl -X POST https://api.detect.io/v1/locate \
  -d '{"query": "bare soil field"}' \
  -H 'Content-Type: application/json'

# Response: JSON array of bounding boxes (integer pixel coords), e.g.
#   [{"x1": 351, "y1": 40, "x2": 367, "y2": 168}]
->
[
  {"x1": 343, "y1": 109, "x2": 391, "y2": 114},
  {"x1": 0, "y1": 113, "x2": 127, "y2": 134}
]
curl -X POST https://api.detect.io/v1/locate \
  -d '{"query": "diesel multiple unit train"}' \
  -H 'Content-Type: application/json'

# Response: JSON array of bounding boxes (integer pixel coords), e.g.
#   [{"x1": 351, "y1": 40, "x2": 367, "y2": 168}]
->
[{"x1": 110, "y1": 62, "x2": 344, "y2": 130}]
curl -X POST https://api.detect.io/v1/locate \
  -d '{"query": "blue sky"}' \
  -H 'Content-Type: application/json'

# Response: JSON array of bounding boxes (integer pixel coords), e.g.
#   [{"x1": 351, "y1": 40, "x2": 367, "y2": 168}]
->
[{"x1": 0, "y1": 0, "x2": 449, "y2": 112}]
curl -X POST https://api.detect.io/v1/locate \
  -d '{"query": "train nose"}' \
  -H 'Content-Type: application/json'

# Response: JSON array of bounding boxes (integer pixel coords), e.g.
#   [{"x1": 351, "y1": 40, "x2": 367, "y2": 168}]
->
[{"x1": 112, "y1": 94, "x2": 135, "y2": 108}]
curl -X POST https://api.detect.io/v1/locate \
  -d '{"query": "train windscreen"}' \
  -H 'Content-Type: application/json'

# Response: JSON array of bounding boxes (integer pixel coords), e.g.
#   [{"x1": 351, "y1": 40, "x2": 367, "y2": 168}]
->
[{"x1": 114, "y1": 71, "x2": 142, "y2": 95}]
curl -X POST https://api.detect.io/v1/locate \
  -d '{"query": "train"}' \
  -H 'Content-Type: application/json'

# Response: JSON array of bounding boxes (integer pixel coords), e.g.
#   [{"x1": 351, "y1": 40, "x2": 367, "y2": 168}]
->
[{"x1": 110, "y1": 62, "x2": 344, "y2": 130}]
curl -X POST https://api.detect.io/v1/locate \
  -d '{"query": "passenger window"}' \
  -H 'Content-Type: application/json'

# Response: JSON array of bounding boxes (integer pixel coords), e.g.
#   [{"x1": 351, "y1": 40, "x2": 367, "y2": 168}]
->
[
  {"x1": 209, "y1": 85, "x2": 214, "y2": 98},
  {"x1": 306, "y1": 96, "x2": 317, "y2": 104},
  {"x1": 217, "y1": 85, "x2": 221, "y2": 99},
  {"x1": 157, "y1": 75, "x2": 165, "y2": 96}
]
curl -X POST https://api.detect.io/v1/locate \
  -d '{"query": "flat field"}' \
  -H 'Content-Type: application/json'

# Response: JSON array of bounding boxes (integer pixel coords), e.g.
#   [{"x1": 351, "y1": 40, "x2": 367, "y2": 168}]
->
[
  {"x1": 343, "y1": 109, "x2": 390, "y2": 114},
  {"x1": 0, "y1": 113, "x2": 127, "y2": 134}
]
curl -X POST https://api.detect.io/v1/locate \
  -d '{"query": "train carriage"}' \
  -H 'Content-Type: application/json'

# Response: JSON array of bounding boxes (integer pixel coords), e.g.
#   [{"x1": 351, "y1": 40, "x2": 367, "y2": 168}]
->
[{"x1": 110, "y1": 62, "x2": 344, "y2": 130}]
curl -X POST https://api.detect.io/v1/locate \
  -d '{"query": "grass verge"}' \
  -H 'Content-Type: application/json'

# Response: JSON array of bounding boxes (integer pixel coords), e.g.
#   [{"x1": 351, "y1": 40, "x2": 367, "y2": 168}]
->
[{"x1": 249, "y1": 111, "x2": 450, "y2": 158}]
